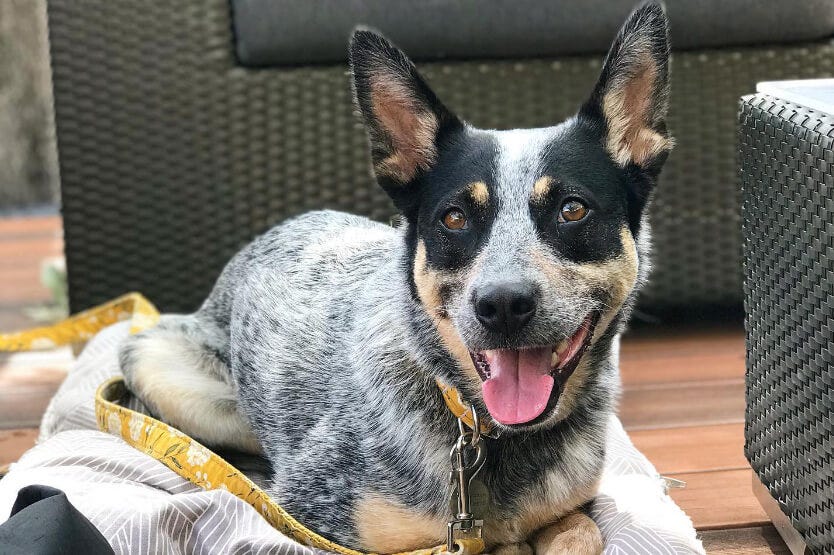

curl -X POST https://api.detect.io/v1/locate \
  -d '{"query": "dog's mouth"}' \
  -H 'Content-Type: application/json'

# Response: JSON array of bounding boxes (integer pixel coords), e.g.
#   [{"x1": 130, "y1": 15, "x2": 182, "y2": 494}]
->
[{"x1": 469, "y1": 312, "x2": 600, "y2": 426}]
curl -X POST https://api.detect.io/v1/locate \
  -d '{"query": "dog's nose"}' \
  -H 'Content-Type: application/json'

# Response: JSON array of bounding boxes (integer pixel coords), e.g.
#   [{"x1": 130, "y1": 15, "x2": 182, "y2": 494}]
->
[{"x1": 474, "y1": 282, "x2": 537, "y2": 335}]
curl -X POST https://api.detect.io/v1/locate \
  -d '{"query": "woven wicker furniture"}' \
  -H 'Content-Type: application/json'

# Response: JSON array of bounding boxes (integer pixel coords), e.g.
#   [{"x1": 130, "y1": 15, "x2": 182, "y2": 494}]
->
[
  {"x1": 740, "y1": 83, "x2": 834, "y2": 553},
  {"x1": 46, "y1": 1, "x2": 834, "y2": 314}
]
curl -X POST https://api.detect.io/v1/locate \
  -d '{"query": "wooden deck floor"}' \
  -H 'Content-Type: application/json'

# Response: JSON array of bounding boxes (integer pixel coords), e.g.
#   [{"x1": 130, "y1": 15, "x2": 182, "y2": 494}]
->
[{"x1": 0, "y1": 214, "x2": 787, "y2": 553}]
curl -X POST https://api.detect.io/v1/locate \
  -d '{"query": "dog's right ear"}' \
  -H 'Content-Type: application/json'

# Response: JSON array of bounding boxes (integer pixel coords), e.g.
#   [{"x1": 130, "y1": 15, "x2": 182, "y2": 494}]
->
[{"x1": 350, "y1": 29, "x2": 461, "y2": 200}]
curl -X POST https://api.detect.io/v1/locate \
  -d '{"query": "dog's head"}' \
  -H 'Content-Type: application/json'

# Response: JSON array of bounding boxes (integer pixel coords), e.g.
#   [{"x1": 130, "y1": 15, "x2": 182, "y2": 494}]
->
[{"x1": 350, "y1": 3, "x2": 671, "y2": 432}]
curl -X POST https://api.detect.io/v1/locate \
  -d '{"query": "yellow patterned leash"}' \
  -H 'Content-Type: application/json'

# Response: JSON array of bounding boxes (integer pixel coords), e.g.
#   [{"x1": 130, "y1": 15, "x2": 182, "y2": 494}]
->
[
  {"x1": 0, "y1": 293, "x2": 484, "y2": 555},
  {"x1": 0, "y1": 292, "x2": 160, "y2": 351},
  {"x1": 96, "y1": 377, "x2": 487, "y2": 555}
]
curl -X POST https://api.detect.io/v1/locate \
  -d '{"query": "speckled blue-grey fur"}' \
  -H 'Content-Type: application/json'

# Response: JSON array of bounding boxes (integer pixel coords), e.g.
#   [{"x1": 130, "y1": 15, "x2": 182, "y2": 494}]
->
[
  {"x1": 119, "y1": 3, "x2": 672, "y2": 552},
  {"x1": 135, "y1": 210, "x2": 615, "y2": 543}
]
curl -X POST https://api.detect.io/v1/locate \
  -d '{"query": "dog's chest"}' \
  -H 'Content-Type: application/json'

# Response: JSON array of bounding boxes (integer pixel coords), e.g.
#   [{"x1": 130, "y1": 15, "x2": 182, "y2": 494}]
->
[
  {"x1": 479, "y1": 472, "x2": 600, "y2": 546},
  {"x1": 353, "y1": 465, "x2": 596, "y2": 552},
  {"x1": 349, "y1": 392, "x2": 605, "y2": 550}
]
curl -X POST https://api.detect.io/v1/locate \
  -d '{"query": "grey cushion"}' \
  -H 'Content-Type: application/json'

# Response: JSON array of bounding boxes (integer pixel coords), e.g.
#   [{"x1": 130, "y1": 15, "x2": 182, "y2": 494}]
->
[{"x1": 232, "y1": 0, "x2": 834, "y2": 67}]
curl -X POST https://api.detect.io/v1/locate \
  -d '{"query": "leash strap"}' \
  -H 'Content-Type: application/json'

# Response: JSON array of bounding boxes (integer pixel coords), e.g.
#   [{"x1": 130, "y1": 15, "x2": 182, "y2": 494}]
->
[
  {"x1": 0, "y1": 293, "x2": 485, "y2": 555},
  {"x1": 0, "y1": 293, "x2": 159, "y2": 351}
]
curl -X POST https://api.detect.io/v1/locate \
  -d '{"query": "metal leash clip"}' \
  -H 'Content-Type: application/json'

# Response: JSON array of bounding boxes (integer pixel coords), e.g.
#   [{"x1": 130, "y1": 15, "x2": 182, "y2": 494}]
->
[{"x1": 447, "y1": 405, "x2": 487, "y2": 552}]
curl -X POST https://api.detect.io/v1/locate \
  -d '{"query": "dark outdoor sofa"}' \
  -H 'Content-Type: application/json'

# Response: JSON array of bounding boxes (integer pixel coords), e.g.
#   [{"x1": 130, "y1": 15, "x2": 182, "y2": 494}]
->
[{"x1": 46, "y1": 0, "x2": 834, "y2": 316}]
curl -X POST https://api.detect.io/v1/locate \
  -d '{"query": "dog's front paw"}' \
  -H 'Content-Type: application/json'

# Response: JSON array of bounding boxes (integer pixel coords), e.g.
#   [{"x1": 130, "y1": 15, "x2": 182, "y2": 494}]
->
[
  {"x1": 492, "y1": 542, "x2": 533, "y2": 555},
  {"x1": 532, "y1": 512, "x2": 602, "y2": 555}
]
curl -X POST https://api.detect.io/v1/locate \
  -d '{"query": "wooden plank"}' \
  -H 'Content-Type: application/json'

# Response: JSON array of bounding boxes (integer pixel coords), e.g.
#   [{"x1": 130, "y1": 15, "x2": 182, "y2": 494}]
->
[
  {"x1": 0, "y1": 386, "x2": 56, "y2": 428},
  {"x1": 0, "y1": 428, "x2": 39, "y2": 467},
  {"x1": 0, "y1": 260, "x2": 63, "y2": 307},
  {"x1": 0, "y1": 349, "x2": 71, "y2": 429},
  {"x1": 699, "y1": 526, "x2": 790, "y2": 554},
  {"x1": 668, "y1": 469, "x2": 769, "y2": 530},
  {"x1": 0, "y1": 308, "x2": 40, "y2": 333},
  {"x1": 0, "y1": 357, "x2": 70, "y2": 387},
  {"x1": 630, "y1": 423, "x2": 748, "y2": 475},
  {"x1": 0, "y1": 216, "x2": 64, "y2": 309},
  {"x1": 620, "y1": 326, "x2": 746, "y2": 386},
  {"x1": 0, "y1": 348, "x2": 74, "y2": 370},
  {"x1": 0, "y1": 283, "x2": 55, "y2": 304},
  {"x1": 0, "y1": 214, "x2": 61, "y2": 237},
  {"x1": 0, "y1": 259, "x2": 61, "y2": 279},
  {"x1": 0, "y1": 237, "x2": 64, "y2": 265},
  {"x1": 620, "y1": 349, "x2": 745, "y2": 387},
  {"x1": 0, "y1": 211, "x2": 68, "y2": 424},
  {"x1": 620, "y1": 380, "x2": 746, "y2": 430},
  {"x1": 621, "y1": 327, "x2": 743, "y2": 353}
]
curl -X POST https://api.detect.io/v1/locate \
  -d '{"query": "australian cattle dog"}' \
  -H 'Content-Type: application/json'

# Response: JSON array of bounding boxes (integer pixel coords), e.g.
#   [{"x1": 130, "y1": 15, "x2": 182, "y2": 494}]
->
[{"x1": 120, "y1": 3, "x2": 672, "y2": 553}]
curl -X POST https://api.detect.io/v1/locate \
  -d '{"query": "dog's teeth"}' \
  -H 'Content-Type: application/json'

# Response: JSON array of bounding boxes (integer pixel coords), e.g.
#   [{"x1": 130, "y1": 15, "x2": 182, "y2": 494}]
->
[
  {"x1": 556, "y1": 340, "x2": 569, "y2": 355},
  {"x1": 551, "y1": 351, "x2": 560, "y2": 368}
]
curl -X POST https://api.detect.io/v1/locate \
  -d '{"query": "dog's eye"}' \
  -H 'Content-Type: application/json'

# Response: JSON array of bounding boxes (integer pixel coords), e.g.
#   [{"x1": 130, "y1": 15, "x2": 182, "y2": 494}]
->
[
  {"x1": 559, "y1": 200, "x2": 588, "y2": 223},
  {"x1": 442, "y1": 208, "x2": 468, "y2": 230}
]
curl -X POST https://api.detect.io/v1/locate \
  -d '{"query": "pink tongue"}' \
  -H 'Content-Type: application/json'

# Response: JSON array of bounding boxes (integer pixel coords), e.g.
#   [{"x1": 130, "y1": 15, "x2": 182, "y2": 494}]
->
[{"x1": 481, "y1": 347, "x2": 554, "y2": 425}]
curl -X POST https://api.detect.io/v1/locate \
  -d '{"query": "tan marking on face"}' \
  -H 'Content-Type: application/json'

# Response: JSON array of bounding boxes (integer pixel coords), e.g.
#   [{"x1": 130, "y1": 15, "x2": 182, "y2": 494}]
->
[
  {"x1": 602, "y1": 58, "x2": 672, "y2": 167},
  {"x1": 531, "y1": 176, "x2": 554, "y2": 203},
  {"x1": 531, "y1": 227, "x2": 638, "y2": 319},
  {"x1": 355, "y1": 494, "x2": 446, "y2": 552},
  {"x1": 413, "y1": 241, "x2": 477, "y2": 380},
  {"x1": 562, "y1": 226, "x2": 639, "y2": 349},
  {"x1": 370, "y1": 76, "x2": 439, "y2": 182},
  {"x1": 468, "y1": 181, "x2": 489, "y2": 206},
  {"x1": 530, "y1": 248, "x2": 566, "y2": 288},
  {"x1": 529, "y1": 227, "x2": 638, "y2": 420},
  {"x1": 568, "y1": 227, "x2": 639, "y2": 311},
  {"x1": 533, "y1": 511, "x2": 603, "y2": 555}
]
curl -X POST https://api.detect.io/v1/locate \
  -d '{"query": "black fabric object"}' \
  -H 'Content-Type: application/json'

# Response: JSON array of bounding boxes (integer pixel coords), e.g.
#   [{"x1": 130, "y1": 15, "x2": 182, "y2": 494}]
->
[
  {"x1": 231, "y1": 0, "x2": 834, "y2": 66},
  {"x1": 740, "y1": 94, "x2": 834, "y2": 552},
  {"x1": 0, "y1": 485, "x2": 114, "y2": 555}
]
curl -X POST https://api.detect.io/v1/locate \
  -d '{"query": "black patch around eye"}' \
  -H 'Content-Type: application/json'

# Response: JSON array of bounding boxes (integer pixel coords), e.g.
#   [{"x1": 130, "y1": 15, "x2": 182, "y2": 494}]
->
[
  {"x1": 422, "y1": 191, "x2": 496, "y2": 272},
  {"x1": 531, "y1": 126, "x2": 632, "y2": 263},
  {"x1": 411, "y1": 130, "x2": 499, "y2": 273},
  {"x1": 532, "y1": 190, "x2": 627, "y2": 263}
]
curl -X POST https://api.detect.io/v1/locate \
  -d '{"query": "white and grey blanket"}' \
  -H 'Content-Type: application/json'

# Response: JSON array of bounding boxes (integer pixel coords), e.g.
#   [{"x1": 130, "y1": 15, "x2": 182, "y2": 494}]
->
[{"x1": 0, "y1": 323, "x2": 704, "y2": 554}]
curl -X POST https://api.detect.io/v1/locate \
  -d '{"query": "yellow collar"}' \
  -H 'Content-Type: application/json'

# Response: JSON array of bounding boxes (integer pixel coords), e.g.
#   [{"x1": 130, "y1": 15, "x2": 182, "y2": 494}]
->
[{"x1": 436, "y1": 379, "x2": 497, "y2": 437}]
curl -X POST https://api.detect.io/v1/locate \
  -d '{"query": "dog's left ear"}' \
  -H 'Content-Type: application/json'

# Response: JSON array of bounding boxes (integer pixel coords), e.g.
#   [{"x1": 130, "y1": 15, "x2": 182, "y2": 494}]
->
[
  {"x1": 581, "y1": 2, "x2": 672, "y2": 171},
  {"x1": 350, "y1": 29, "x2": 461, "y2": 196}
]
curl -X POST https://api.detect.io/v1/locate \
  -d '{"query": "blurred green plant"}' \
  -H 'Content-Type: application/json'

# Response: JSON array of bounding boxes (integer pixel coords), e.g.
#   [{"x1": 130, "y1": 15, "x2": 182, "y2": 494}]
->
[{"x1": 23, "y1": 257, "x2": 68, "y2": 323}]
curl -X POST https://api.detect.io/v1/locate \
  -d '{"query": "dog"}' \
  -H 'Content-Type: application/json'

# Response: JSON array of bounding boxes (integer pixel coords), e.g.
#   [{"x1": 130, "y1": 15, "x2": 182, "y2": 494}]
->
[{"x1": 119, "y1": 3, "x2": 672, "y2": 553}]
